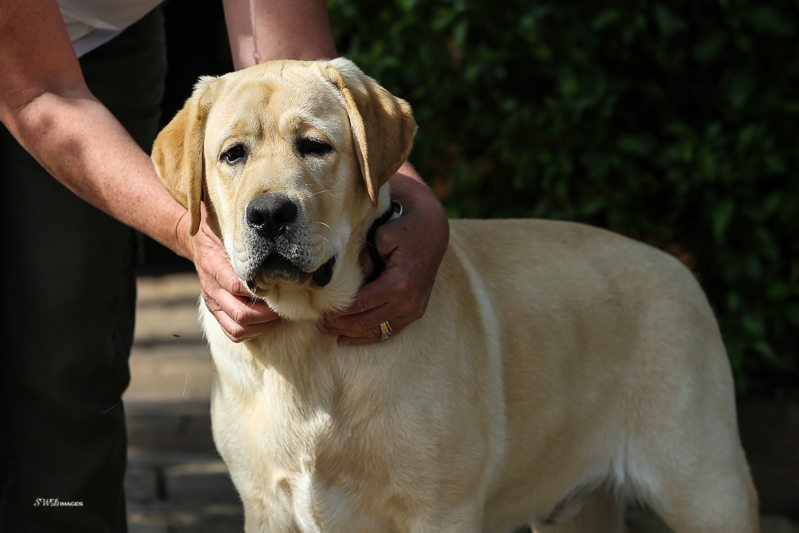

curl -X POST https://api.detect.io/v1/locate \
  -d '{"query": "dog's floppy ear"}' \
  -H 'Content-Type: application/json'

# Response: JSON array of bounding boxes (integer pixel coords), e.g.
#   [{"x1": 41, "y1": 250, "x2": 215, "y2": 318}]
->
[
  {"x1": 315, "y1": 58, "x2": 417, "y2": 206},
  {"x1": 151, "y1": 76, "x2": 219, "y2": 235}
]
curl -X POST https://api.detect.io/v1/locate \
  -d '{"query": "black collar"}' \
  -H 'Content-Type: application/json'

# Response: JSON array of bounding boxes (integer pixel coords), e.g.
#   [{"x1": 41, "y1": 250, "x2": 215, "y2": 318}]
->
[{"x1": 363, "y1": 202, "x2": 400, "y2": 284}]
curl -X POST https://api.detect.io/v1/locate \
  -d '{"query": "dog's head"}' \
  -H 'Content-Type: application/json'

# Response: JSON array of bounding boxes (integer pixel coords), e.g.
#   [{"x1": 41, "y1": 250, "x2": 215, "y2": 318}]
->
[{"x1": 152, "y1": 58, "x2": 416, "y2": 320}]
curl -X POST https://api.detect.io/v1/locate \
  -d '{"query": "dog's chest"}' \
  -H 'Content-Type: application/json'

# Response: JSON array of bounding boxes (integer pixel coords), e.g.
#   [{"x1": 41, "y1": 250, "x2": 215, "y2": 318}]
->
[
  {"x1": 209, "y1": 347, "x2": 405, "y2": 532},
  {"x1": 272, "y1": 460, "x2": 382, "y2": 533}
]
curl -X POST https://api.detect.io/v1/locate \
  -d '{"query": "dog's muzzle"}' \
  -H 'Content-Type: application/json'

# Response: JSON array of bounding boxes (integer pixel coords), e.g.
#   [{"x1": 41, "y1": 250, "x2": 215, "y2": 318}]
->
[
  {"x1": 245, "y1": 254, "x2": 335, "y2": 290},
  {"x1": 243, "y1": 193, "x2": 336, "y2": 289}
]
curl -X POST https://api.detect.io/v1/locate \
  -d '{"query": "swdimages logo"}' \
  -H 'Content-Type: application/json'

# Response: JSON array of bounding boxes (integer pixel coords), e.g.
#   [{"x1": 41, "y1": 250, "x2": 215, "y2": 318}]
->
[{"x1": 34, "y1": 498, "x2": 83, "y2": 507}]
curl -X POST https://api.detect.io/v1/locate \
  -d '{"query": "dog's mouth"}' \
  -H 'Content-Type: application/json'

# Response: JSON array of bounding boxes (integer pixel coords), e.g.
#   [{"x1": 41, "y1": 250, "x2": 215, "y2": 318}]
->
[
  {"x1": 311, "y1": 256, "x2": 336, "y2": 286},
  {"x1": 246, "y1": 254, "x2": 336, "y2": 290}
]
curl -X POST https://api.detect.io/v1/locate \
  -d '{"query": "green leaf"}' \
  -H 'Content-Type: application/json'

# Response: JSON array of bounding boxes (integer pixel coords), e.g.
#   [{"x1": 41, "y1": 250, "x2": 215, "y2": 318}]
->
[
  {"x1": 738, "y1": 123, "x2": 764, "y2": 147},
  {"x1": 763, "y1": 192, "x2": 782, "y2": 215},
  {"x1": 663, "y1": 122, "x2": 694, "y2": 138},
  {"x1": 783, "y1": 101, "x2": 799, "y2": 114},
  {"x1": 654, "y1": 4, "x2": 687, "y2": 37},
  {"x1": 727, "y1": 291, "x2": 741, "y2": 312},
  {"x1": 712, "y1": 199, "x2": 735, "y2": 242},
  {"x1": 397, "y1": 0, "x2": 419, "y2": 11},
  {"x1": 749, "y1": 6, "x2": 795, "y2": 36},
  {"x1": 704, "y1": 122, "x2": 722, "y2": 139},
  {"x1": 618, "y1": 135, "x2": 655, "y2": 157},
  {"x1": 727, "y1": 66, "x2": 757, "y2": 108},
  {"x1": 697, "y1": 148, "x2": 717, "y2": 181},
  {"x1": 752, "y1": 340, "x2": 780, "y2": 364},
  {"x1": 579, "y1": 197, "x2": 605, "y2": 216},
  {"x1": 786, "y1": 304, "x2": 799, "y2": 324},
  {"x1": 766, "y1": 281, "x2": 790, "y2": 301},
  {"x1": 453, "y1": 19, "x2": 469, "y2": 46},
  {"x1": 557, "y1": 67, "x2": 579, "y2": 96},
  {"x1": 741, "y1": 314, "x2": 765, "y2": 336},
  {"x1": 764, "y1": 154, "x2": 786, "y2": 174},
  {"x1": 593, "y1": 9, "x2": 623, "y2": 30},
  {"x1": 694, "y1": 32, "x2": 727, "y2": 62}
]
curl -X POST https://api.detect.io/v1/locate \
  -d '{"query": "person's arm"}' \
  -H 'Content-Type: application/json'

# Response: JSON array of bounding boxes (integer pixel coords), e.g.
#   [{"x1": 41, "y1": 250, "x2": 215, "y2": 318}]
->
[
  {"x1": 0, "y1": 0, "x2": 186, "y2": 252},
  {"x1": 223, "y1": 0, "x2": 337, "y2": 68},
  {"x1": 0, "y1": 0, "x2": 280, "y2": 342}
]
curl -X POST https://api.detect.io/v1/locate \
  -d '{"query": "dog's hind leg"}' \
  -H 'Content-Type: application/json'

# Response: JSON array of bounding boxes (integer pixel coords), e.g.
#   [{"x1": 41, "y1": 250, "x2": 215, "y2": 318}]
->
[
  {"x1": 637, "y1": 454, "x2": 759, "y2": 533},
  {"x1": 531, "y1": 487, "x2": 625, "y2": 533},
  {"x1": 619, "y1": 292, "x2": 760, "y2": 533},
  {"x1": 623, "y1": 376, "x2": 759, "y2": 531}
]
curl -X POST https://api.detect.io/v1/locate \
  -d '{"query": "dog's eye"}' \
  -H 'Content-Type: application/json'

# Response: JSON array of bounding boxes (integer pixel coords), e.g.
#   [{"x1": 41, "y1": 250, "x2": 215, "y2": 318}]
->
[
  {"x1": 296, "y1": 138, "x2": 332, "y2": 157},
  {"x1": 222, "y1": 144, "x2": 247, "y2": 165}
]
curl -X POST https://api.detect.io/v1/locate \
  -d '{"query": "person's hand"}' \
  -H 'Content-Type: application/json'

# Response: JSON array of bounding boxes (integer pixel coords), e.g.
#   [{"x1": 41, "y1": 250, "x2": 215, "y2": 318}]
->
[
  {"x1": 179, "y1": 204, "x2": 282, "y2": 343},
  {"x1": 321, "y1": 164, "x2": 449, "y2": 345}
]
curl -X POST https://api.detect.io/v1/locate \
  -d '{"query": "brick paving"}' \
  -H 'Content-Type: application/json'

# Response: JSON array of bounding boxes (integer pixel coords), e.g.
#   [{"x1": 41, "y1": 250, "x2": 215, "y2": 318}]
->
[
  {"x1": 125, "y1": 274, "x2": 243, "y2": 532},
  {"x1": 125, "y1": 273, "x2": 798, "y2": 532}
]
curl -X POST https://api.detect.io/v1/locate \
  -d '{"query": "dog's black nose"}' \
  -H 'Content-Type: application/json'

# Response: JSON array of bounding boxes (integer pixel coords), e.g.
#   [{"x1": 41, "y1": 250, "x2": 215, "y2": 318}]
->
[{"x1": 246, "y1": 193, "x2": 298, "y2": 239}]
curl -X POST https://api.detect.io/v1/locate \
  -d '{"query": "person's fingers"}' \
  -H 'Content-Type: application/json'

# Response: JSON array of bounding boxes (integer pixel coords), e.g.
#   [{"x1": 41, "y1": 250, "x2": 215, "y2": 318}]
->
[
  {"x1": 326, "y1": 277, "x2": 390, "y2": 319},
  {"x1": 206, "y1": 282, "x2": 277, "y2": 326},
  {"x1": 357, "y1": 246, "x2": 376, "y2": 283},
  {"x1": 322, "y1": 304, "x2": 391, "y2": 338},
  {"x1": 322, "y1": 260, "x2": 426, "y2": 343},
  {"x1": 199, "y1": 278, "x2": 281, "y2": 342},
  {"x1": 324, "y1": 312, "x2": 413, "y2": 345},
  {"x1": 191, "y1": 213, "x2": 281, "y2": 342},
  {"x1": 208, "y1": 302, "x2": 282, "y2": 342}
]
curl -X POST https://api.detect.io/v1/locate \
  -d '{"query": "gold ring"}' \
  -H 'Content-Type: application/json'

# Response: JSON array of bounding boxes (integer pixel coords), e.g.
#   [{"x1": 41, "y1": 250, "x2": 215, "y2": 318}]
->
[{"x1": 379, "y1": 321, "x2": 393, "y2": 341}]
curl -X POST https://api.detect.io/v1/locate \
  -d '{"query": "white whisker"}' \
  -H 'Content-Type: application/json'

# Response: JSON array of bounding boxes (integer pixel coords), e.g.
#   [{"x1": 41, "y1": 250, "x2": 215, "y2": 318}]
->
[{"x1": 321, "y1": 238, "x2": 334, "y2": 258}]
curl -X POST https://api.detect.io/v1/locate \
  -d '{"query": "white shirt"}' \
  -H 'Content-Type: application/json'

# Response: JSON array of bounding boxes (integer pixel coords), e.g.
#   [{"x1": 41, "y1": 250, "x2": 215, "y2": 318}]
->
[{"x1": 58, "y1": 0, "x2": 165, "y2": 57}]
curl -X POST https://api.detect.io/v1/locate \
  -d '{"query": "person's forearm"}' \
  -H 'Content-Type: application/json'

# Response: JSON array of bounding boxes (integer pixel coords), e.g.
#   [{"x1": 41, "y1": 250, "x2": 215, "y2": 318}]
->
[
  {"x1": 223, "y1": 0, "x2": 337, "y2": 69},
  {"x1": 7, "y1": 88, "x2": 191, "y2": 258},
  {"x1": 0, "y1": 0, "x2": 192, "y2": 258},
  {"x1": 392, "y1": 161, "x2": 426, "y2": 186},
  {"x1": 389, "y1": 161, "x2": 442, "y2": 206}
]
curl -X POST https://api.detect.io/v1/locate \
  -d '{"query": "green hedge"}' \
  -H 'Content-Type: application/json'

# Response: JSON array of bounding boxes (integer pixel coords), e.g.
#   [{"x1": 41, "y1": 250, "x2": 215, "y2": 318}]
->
[{"x1": 328, "y1": 0, "x2": 799, "y2": 392}]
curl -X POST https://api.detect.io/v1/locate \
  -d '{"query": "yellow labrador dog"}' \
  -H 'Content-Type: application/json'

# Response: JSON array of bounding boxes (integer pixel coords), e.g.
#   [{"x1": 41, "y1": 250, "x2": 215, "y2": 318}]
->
[{"x1": 152, "y1": 58, "x2": 759, "y2": 533}]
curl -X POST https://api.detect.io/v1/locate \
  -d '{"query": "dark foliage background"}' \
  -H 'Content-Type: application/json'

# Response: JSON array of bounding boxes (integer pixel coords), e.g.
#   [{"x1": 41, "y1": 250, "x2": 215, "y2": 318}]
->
[{"x1": 160, "y1": 0, "x2": 799, "y2": 393}]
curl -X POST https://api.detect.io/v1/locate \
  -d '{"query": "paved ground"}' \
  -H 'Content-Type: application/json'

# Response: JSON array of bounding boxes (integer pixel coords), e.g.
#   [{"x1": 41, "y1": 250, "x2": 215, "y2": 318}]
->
[
  {"x1": 125, "y1": 273, "x2": 798, "y2": 532},
  {"x1": 125, "y1": 274, "x2": 242, "y2": 533}
]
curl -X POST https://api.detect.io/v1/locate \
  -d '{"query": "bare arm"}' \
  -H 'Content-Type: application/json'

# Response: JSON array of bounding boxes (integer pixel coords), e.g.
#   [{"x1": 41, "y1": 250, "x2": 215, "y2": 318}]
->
[
  {"x1": 223, "y1": 0, "x2": 337, "y2": 68},
  {"x1": 0, "y1": 0, "x2": 190, "y2": 257}
]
